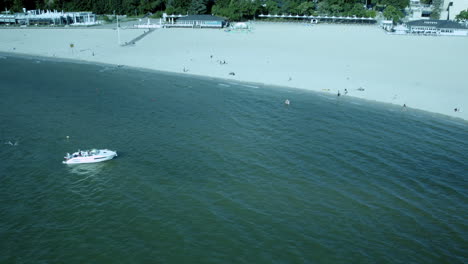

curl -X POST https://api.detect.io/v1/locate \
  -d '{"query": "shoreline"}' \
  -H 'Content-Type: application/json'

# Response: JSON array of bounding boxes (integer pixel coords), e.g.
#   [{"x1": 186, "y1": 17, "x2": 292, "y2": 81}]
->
[
  {"x1": 0, "y1": 24, "x2": 467, "y2": 121},
  {"x1": 2, "y1": 50, "x2": 466, "y2": 125}
]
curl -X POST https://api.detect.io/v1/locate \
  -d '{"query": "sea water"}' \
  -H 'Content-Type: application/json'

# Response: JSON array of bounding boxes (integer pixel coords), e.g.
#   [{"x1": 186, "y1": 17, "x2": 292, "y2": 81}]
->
[{"x1": 0, "y1": 55, "x2": 466, "y2": 263}]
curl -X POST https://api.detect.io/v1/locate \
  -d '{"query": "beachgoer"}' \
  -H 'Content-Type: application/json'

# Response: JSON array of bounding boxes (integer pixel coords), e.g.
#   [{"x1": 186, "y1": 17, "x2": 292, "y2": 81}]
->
[
  {"x1": 337, "y1": 90, "x2": 341, "y2": 97},
  {"x1": 345, "y1": 89, "x2": 348, "y2": 95},
  {"x1": 454, "y1": 108, "x2": 458, "y2": 112}
]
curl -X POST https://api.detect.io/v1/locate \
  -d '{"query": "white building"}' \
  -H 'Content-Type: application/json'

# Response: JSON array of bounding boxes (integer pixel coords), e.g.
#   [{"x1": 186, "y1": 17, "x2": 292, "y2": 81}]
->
[
  {"x1": 1, "y1": 9, "x2": 98, "y2": 26},
  {"x1": 406, "y1": 19, "x2": 468, "y2": 35},
  {"x1": 407, "y1": 0, "x2": 434, "y2": 20}
]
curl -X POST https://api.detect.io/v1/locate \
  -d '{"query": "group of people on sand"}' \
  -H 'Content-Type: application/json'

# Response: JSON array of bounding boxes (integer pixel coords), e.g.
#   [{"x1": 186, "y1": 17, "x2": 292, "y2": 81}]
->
[{"x1": 182, "y1": 55, "x2": 229, "y2": 74}]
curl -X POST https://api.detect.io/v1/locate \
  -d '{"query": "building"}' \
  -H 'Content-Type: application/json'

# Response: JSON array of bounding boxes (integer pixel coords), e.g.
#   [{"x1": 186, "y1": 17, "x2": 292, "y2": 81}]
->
[
  {"x1": 406, "y1": 19, "x2": 468, "y2": 35},
  {"x1": 167, "y1": 15, "x2": 227, "y2": 28},
  {"x1": 0, "y1": 9, "x2": 97, "y2": 26},
  {"x1": 257, "y1": 14, "x2": 376, "y2": 24},
  {"x1": 0, "y1": 14, "x2": 15, "y2": 24},
  {"x1": 381, "y1": 20, "x2": 394, "y2": 31},
  {"x1": 407, "y1": 0, "x2": 434, "y2": 20}
]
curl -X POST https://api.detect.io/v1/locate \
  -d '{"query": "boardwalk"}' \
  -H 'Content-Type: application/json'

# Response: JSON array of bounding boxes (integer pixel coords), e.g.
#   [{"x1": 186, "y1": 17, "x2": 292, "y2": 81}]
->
[{"x1": 121, "y1": 28, "x2": 155, "y2": 46}]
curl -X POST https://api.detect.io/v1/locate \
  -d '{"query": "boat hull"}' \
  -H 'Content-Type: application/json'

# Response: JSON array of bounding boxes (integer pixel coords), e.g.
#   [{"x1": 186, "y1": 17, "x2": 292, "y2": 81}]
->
[{"x1": 63, "y1": 150, "x2": 117, "y2": 164}]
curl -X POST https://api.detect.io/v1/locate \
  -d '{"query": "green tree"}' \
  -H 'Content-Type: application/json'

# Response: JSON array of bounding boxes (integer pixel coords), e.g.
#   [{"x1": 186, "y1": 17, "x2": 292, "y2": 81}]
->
[
  {"x1": 188, "y1": 0, "x2": 207, "y2": 14},
  {"x1": 430, "y1": 8, "x2": 440, "y2": 19},
  {"x1": 378, "y1": 0, "x2": 409, "y2": 9},
  {"x1": 11, "y1": 0, "x2": 24, "y2": 12},
  {"x1": 383, "y1": 4, "x2": 403, "y2": 23},
  {"x1": 137, "y1": 0, "x2": 165, "y2": 15},
  {"x1": 455, "y1": 9, "x2": 468, "y2": 20},
  {"x1": 265, "y1": 0, "x2": 279, "y2": 14},
  {"x1": 211, "y1": 0, "x2": 259, "y2": 20},
  {"x1": 297, "y1": 1, "x2": 316, "y2": 15},
  {"x1": 171, "y1": 0, "x2": 190, "y2": 14}
]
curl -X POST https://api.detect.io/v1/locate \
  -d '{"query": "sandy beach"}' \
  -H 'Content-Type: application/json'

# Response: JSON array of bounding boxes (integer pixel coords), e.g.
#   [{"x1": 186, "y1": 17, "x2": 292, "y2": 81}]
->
[{"x1": 1, "y1": 23, "x2": 467, "y2": 120}]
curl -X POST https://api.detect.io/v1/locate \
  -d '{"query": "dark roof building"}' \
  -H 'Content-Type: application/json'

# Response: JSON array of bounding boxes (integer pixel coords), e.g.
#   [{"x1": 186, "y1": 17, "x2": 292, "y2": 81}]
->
[
  {"x1": 170, "y1": 14, "x2": 227, "y2": 28},
  {"x1": 406, "y1": 19, "x2": 468, "y2": 36}
]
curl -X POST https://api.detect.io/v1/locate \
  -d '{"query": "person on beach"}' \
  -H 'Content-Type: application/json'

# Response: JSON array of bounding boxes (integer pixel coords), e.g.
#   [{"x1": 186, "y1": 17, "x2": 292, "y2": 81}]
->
[
  {"x1": 345, "y1": 89, "x2": 348, "y2": 95},
  {"x1": 337, "y1": 90, "x2": 341, "y2": 97}
]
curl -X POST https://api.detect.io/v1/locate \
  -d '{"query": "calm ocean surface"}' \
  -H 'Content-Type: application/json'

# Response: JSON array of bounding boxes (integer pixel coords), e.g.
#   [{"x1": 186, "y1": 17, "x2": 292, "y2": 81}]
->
[{"x1": 0, "y1": 55, "x2": 466, "y2": 264}]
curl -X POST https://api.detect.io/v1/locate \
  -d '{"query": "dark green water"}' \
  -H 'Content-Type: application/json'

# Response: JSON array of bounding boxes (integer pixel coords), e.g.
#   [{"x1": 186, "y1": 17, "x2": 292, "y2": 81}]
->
[{"x1": 0, "y1": 55, "x2": 467, "y2": 263}]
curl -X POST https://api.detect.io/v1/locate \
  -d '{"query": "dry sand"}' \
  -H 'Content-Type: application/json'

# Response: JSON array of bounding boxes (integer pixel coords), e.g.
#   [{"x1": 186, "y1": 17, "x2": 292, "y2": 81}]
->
[{"x1": 0, "y1": 23, "x2": 467, "y2": 120}]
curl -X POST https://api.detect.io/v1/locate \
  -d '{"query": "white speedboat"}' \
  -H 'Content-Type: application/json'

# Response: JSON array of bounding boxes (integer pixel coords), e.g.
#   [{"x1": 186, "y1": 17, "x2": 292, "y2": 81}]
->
[{"x1": 63, "y1": 149, "x2": 117, "y2": 164}]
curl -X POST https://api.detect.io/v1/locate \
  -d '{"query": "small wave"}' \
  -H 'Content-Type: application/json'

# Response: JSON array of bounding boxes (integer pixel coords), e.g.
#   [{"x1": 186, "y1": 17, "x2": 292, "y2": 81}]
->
[
  {"x1": 241, "y1": 84, "x2": 259, "y2": 89},
  {"x1": 4, "y1": 141, "x2": 18, "y2": 146},
  {"x1": 317, "y1": 95, "x2": 334, "y2": 101},
  {"x1": 0, "y1": 56, "x2": 7, "y2": 59},
  {"x1": 218, "y1": 83, "x2": 230, "y2": 87},
  {"x1": 99, "y1": 67, "x2": 113, "y2": 73}
]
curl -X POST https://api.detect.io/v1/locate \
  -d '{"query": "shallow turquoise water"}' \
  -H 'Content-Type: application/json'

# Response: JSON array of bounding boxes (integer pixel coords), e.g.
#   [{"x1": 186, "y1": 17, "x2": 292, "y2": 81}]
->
[{"x1": 0, "y1": 55, "x2": 467, "y2": 263}]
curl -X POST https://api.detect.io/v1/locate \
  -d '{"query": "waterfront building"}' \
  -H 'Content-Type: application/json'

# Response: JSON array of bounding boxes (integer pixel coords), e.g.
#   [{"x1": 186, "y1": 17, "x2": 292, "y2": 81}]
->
[
  {"x1": 165, "y1": 14, "x2": 226, "y2": 28},
  {"x1": 407, "y1": 0, "x2": 434, "y2": 20},
  {"x1": 0, "y1": 9, "x2": 98, "y2": 26},
  {"x1": 257, "y1": 14, "x2": 376, "y2": 24},
  {"x1": 406, "y1": 19, "x2": 468, "y2": 35}
]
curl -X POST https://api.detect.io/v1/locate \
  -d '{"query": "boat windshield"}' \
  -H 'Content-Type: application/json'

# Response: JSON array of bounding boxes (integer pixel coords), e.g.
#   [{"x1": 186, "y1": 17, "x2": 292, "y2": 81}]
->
[{"x1": 90, "y1": 149, "x2": 100, "y2": 155}]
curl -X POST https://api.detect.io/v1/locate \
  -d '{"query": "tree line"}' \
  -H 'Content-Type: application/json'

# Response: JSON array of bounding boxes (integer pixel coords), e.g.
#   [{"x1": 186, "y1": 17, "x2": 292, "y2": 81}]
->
[{"x1": 1, "y1": 0, "x2": 428, "y2": 22}]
